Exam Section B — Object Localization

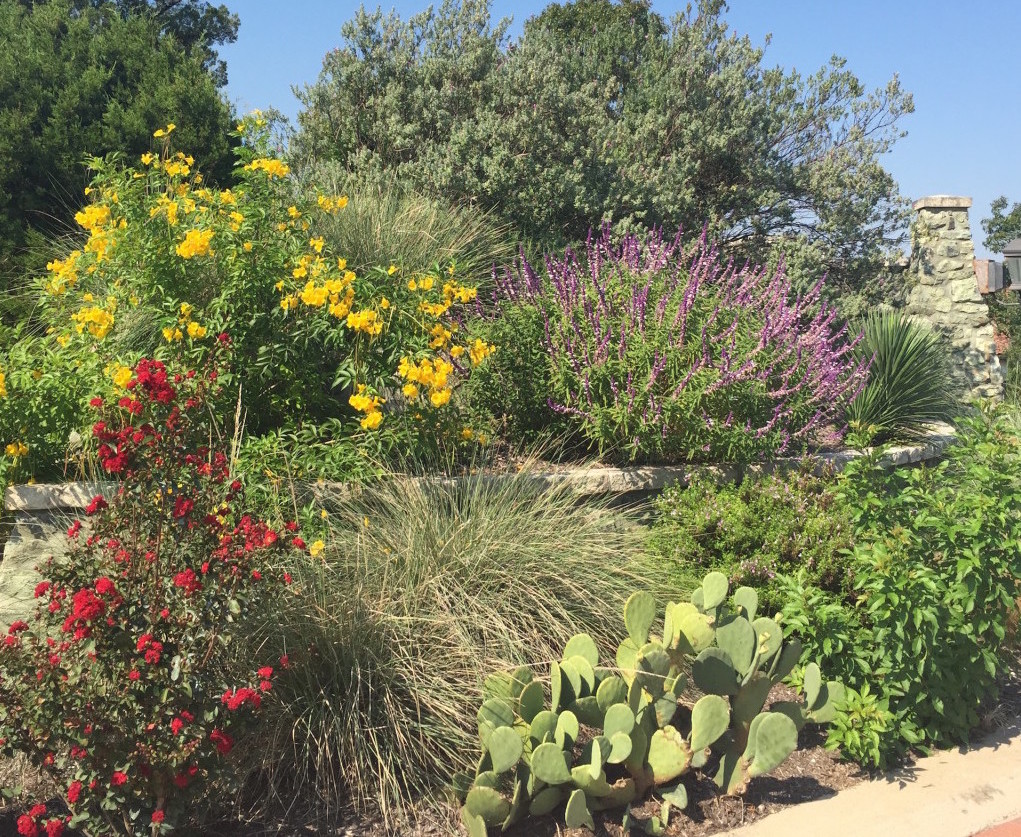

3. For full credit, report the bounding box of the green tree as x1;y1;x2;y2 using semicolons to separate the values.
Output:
0;0;236;322
982;195;1021;255
295;0;913;312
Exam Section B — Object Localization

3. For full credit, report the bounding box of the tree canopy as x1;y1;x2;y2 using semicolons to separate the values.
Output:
295;0;913;311
982;196;1021;255
0;0;236;318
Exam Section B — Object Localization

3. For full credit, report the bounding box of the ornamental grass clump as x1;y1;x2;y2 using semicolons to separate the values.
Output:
493;227;869;462
245;464;678;829
0;350;301;836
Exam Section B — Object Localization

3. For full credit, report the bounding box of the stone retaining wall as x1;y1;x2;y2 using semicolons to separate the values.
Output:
0;424;957;624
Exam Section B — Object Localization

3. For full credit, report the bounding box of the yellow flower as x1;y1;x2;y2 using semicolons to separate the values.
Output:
320;509;329;519
346;309;383;335
450;345;465;359
175;228;214;259
274;280;285;291
309;236;324;253
74;204;111;232
140;152;155;166
317;194;348;213
56;334;71;348
348;384;384;414
469;339;496;366
402;383;419;399
179;302;193;319
153;122;176;138
162;326;184;342
429;388;451;407
244;158;290;178
419;276;435;291
243;241;253;252
5;441;28;458
280;295;298;312
111;365;133;389
387;264;397;275
360;410;383;430
461;427;473;440
309;539;325;558
164;160;190;177
380;296;390;309
72;306;115;339
0;369;6;398
187;321;207;339
288;205;301;219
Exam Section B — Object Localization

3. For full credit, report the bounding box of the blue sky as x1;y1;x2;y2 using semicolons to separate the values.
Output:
218;0;1020;259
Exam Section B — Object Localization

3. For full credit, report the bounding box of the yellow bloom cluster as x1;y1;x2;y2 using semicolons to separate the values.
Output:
244;158;290;178
349;384;385;430
317;194;349;213
176;228;214;259
153;123;176;138
346;309;383;336
164;302;206;342
74;204;111;233
110;365;133;389
0;368;6;398
469;338;496;366
45;251;80;295
72;304;115;340
4;441;28;458
398;356;454;407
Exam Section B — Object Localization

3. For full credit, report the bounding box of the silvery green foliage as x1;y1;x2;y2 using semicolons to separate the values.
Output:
294;0;913;310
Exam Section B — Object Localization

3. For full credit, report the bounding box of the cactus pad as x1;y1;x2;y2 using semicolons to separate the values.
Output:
487;725;523;774
624;591;657;645
564;788;595;830
692;647;739;695
563;633;600;667
530;742;572;784
647;726;692;784
465;786;511;826
690;694;730;752
701;571;729;609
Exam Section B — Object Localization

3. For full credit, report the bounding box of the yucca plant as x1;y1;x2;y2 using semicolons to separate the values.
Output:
846;310;959;442
242;462;678;829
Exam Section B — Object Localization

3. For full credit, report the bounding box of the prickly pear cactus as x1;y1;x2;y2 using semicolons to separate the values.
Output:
456;571;841;835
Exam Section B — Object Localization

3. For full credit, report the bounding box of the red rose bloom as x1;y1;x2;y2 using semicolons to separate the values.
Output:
209;728;234;755
151;811;165;824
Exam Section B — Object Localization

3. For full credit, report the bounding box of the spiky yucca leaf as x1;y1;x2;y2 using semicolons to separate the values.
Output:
847;310;958;441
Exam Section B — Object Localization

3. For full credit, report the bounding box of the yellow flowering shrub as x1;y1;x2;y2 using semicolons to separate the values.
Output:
7;114;497;483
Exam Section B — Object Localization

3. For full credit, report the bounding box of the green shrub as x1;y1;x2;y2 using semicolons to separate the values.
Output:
648;465;854;613
846;310;958;442
457;574;841;835
245;464;678;828
783;406;1021;767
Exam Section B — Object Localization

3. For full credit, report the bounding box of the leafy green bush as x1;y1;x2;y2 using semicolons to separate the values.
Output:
456;574;841;835
846;310;958;442
648;465;854;612
783;406;1021;767
244;464;678;828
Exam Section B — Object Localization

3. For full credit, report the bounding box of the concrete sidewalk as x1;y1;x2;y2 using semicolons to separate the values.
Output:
722;724;1021;837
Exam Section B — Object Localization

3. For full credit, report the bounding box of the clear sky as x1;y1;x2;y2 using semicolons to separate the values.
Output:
218;0;1021;259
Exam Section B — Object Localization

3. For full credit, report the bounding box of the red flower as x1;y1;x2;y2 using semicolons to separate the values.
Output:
33;581;50;598
283;572;292;585
7;620;29;634
44;819;64;837
111;771;127;787
89;397;103;407
172;569;201;595
128;669;140;681
171;717;184;735
257;666;273;679
259;680;272;693
209;728;233;755
66;521;81;539
94;577;116;596
151;811;165;824
292;537;306;550
84;496;108;515
16;814;38;837
279;654;290;669
29;805;47;818
172;497;194;519
67;781;82;804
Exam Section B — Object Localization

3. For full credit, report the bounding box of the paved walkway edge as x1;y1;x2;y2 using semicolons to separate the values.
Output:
723;725;1021;837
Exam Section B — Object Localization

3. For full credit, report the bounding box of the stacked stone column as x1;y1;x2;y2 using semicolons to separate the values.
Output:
904;195;1003;399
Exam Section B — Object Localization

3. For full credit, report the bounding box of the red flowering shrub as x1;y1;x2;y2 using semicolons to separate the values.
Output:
0;353;301;835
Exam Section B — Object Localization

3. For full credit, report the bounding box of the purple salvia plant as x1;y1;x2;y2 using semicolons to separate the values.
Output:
494;226;869;462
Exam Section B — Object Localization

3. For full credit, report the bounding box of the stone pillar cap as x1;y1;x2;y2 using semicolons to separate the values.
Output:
912;195;972;210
